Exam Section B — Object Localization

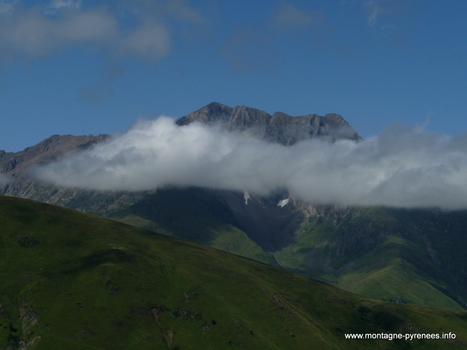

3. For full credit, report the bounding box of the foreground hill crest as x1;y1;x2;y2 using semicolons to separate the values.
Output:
1;195;466;349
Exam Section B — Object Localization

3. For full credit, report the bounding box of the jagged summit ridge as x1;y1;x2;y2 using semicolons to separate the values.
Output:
176;102;361;145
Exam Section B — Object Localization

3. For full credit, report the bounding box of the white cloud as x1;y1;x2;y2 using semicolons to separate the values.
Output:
0;7;119;59
364;0;385;26
119;20;170;60
47;0;82;12
166;0;206;25
0;1;208;62
0;0;16;14
363;0;407;27
272;2;320;30
31;117;467;210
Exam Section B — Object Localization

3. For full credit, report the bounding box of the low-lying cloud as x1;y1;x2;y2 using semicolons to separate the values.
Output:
32;117;467;210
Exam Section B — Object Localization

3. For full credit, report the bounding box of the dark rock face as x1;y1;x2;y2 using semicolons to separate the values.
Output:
177;102;361;145
217;190;302;251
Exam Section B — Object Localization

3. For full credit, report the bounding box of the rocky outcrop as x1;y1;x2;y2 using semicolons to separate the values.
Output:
177;102;361;145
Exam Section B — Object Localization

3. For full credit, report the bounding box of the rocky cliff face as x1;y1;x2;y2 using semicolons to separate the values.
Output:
176;102;361;145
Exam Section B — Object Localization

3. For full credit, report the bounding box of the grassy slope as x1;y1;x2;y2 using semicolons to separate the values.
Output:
333;236;463;310
274;207;467;310
1;196;467;349
112;189;277;266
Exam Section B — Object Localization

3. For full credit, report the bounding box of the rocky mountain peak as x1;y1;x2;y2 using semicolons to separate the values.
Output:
176;102;233;126
230;105;271;131
177;102;361;145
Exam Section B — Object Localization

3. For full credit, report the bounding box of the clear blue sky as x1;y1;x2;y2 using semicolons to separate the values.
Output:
1;0;466;152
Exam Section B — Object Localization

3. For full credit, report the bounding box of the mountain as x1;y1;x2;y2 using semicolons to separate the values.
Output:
176;102;362;144
1;134;141;215
1;195;467;350
2;102;467;312
0;134;108;174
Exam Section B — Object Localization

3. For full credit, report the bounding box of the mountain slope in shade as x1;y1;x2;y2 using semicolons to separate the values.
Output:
1;195;467;350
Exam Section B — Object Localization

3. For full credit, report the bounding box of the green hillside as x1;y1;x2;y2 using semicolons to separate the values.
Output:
274;206;467;311
1;196;467;349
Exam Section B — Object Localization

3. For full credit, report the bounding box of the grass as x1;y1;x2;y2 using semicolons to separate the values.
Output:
1;195;467;349
272;206;467;311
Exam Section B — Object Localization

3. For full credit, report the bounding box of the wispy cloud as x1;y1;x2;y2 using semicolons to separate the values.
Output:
118;20;170;59
46;0;82;14
364;0;385;26
0;1;208;102
363;0;408;27
0;0;16;15
0;5;170;61
0;1;209;62
31;117;467;210
165;0;207;25
272;1;323;30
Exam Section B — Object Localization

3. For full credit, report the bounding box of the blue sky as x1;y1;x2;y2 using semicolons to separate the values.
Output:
1;0;466;152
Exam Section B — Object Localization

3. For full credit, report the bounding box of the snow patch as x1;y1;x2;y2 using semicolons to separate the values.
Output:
243;191;250;205
277;198;289;208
